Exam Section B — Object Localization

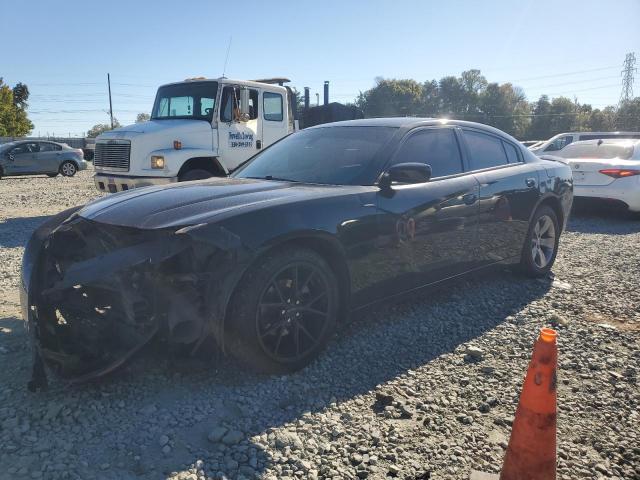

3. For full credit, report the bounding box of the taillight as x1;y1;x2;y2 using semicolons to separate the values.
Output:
598;168;640;178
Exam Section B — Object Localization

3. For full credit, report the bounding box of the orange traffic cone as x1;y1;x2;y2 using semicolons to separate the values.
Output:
500;327;558;480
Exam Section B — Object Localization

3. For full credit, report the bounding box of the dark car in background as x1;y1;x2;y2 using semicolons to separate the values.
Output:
21;118;572;388
0;140;87;179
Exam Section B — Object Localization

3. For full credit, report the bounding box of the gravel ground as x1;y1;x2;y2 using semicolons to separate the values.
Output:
0;170;639;480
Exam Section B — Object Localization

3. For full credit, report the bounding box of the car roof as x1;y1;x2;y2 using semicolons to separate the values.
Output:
306;117;518;139
565;138;640;147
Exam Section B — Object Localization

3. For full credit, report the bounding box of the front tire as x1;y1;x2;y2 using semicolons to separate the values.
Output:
179;169;213;182
60;161;77;177
227;247;339;374
520;205;560;277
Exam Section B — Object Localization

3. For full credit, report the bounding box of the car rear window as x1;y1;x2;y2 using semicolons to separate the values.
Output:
464;130;509;170
557;143;634;160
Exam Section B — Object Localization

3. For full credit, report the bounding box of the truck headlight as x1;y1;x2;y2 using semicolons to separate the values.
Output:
150;155;165;169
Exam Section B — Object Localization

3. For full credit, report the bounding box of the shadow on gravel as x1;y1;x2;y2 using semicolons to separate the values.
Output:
567;202;639;235
0;215;51;248
18;267;552;479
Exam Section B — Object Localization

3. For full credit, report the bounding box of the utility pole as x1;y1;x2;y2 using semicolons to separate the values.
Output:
619;52;637;106
107;73;114;128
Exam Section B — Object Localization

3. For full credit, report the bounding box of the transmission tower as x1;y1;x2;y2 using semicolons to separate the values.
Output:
619;52;636;105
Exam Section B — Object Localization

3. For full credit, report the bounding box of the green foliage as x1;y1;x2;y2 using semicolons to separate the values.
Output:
355;71;639;139
87;118;121;138
0;78;33;136
616;98;640;130
356;78;423;117
135;112;150;123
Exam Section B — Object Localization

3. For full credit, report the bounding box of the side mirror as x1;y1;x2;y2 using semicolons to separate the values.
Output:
379;163;432;189
238;88;250;122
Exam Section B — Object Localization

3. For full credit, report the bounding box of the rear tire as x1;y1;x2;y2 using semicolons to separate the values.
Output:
519;205;560;277
60;161;77;177
179;169;213;182
227;247;339;374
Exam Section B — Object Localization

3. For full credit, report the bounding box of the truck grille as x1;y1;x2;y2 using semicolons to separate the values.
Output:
94;141;131;171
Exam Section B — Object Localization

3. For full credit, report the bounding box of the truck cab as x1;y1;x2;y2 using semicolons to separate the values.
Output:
94;78;294;193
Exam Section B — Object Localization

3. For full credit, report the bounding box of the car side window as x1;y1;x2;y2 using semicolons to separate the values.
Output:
464;130;509;170
393;128;463;178
10;144;29;155
503;141;520;163
544;135;573;152
39;143;59;152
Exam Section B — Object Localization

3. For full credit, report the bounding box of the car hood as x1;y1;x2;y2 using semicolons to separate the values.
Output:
78;177;367;229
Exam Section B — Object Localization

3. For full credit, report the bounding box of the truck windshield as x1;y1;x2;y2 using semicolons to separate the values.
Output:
151;81;218;121
233;126;397;185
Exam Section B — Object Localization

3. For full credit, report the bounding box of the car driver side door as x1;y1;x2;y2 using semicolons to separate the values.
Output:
372;126;480;299
7;142;39;174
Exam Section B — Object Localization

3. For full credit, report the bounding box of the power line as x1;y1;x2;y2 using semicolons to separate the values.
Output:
505;66;619;83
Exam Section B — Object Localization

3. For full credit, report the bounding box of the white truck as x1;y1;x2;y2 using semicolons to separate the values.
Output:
94;77;295;192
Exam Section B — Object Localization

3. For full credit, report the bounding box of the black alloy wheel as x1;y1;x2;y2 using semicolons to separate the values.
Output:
227;248;339;373
257;262;332;363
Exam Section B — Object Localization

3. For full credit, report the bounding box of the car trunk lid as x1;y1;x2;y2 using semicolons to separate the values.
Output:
566;158;640;186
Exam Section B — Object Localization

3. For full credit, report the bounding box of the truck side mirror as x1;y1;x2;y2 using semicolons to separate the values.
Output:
239;89;250;122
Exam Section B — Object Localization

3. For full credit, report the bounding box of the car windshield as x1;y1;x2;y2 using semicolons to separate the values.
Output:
233;126;397;185
151;81;218;121
557;143;634;159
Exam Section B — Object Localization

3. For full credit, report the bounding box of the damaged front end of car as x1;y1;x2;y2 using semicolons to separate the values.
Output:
21;209;249;390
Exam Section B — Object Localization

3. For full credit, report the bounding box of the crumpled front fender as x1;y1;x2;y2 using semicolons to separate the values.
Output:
21;213;251;388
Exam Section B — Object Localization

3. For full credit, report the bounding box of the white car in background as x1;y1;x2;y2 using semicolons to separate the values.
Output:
554;139;640;213
529;131;640;155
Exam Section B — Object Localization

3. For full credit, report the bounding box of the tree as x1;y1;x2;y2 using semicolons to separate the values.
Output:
87;118;121;138
12;82;30;108
588;107;616;131
616;98;640;130
438;76;467;116
135;112;150;123
548;97;577;134
356;78;423;117
420;80;440;116
0;78;33;136
528;95;552;140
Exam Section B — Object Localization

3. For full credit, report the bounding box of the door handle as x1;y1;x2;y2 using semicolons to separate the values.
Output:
256;140;262;149
526;177;537;188
462;193;477;205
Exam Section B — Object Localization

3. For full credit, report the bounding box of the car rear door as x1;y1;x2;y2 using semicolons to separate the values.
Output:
37;142;62;173
460;128;541;264
373;126;480;298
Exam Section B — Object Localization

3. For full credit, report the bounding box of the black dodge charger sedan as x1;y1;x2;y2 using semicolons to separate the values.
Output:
21;118;573;387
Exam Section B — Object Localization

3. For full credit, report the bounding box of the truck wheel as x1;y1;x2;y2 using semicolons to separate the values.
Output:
179;169;212;181
227;247;339;374
60;161;77;177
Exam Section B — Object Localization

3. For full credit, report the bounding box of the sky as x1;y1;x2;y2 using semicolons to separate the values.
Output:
3;0;639;137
